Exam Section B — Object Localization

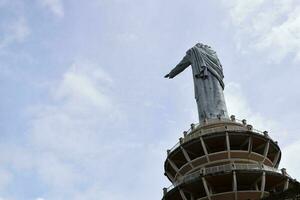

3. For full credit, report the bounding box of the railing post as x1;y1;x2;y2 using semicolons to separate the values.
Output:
167;149;170;155
230;115;236;121
247;124;253;131
242;119;247;125
191;123;195;131
163;187;167;195
263;131;269;138
179;137;183;144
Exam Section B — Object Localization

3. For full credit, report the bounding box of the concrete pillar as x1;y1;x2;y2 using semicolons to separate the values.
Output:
255;183;259;191
226;132;231;159
179;189;188;200
165;171;176;183
200;136;210;162
181;146;194;168
233;171;237;200
181;146;191;162
168;159;180;174
248;136;252;153
272;151;280;167
202;177;212;200
283;179;289;191
263;141;270;163
260;172;266;199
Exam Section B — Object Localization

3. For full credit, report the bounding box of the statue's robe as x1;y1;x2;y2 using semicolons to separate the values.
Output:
168;43;228;122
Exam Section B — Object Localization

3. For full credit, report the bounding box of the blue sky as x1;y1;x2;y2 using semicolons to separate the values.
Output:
1;0;300;199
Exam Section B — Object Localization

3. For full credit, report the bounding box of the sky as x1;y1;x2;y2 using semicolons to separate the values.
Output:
0;0;300;199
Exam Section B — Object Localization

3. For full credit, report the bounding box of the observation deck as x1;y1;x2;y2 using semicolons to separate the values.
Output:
162;116;297;200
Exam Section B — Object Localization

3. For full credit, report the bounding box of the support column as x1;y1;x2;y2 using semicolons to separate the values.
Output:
232;171;237;200
200;136;210;162
202;177;212;200
190;194;195;200
284;179;289;191
179;189;188;200
181;146;194;168
260;172;266;199
255;183;259;191
168;159;180;175
165;171;176;183
272;151;280;167
248;135;252;153
263;141;270;163
226;132;231;159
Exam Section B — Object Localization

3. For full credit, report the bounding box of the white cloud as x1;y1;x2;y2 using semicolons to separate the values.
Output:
39;0;64;18
14;60;150;198
225;82;300;179
0;17;30;48
4;59;169;199
54;63;113;110
281;140;300;180
224;0;265;25
223;0;300;63
225;82;285;139
29;61;122;160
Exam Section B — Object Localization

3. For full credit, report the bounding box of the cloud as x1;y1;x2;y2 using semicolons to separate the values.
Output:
20;60;144;198
0;57;169;199
225;82;300;180
225;82;285;140
223;0;300;63
0;17;30;48
53;62;114;112
28;60;123;166
0;168;13;191
39;0;64;18
281;139;300;179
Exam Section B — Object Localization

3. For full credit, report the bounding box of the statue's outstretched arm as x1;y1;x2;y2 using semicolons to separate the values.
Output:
165;52;191;79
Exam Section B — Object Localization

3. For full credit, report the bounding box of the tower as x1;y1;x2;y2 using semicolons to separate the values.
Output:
162;117;298;200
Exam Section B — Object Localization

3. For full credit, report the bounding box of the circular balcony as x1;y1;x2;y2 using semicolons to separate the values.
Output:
164;118;281;183
163;163;292;200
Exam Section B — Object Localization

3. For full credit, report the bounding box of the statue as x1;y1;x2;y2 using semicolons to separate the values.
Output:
164;43;229;123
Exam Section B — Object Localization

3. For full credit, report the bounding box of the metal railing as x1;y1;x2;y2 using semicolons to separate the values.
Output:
167;117;270;154
164;163;282;193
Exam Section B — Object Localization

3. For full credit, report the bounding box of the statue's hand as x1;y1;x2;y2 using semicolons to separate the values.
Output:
164;74;170;78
